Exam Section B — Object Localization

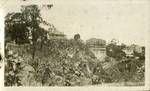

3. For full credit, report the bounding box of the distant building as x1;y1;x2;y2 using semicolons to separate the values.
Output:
122;47;134;57
47;29;66;40
122;44;144;57
39;23;66;40
130;44;143;53
86;38;106;60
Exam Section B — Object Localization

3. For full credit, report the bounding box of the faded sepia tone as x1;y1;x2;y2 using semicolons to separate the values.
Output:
0;0;149;89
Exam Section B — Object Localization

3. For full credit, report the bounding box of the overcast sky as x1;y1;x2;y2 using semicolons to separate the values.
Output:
1;0;149;46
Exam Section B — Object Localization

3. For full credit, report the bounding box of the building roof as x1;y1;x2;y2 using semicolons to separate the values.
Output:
39;23;65;36
86;38;106;48
48;29;65;36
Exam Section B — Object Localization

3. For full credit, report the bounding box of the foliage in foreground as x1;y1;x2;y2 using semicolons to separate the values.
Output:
4;4;145;86
5;39;112;86
103;57;144;83
5;38;145;86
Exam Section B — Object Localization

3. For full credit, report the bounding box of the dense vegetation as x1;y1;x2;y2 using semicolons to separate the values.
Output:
5;39;112;86
4;5;145;86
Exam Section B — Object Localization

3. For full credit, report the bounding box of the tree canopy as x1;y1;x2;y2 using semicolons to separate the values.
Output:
5;5;54;59
106;41;126;61
5;5;53;45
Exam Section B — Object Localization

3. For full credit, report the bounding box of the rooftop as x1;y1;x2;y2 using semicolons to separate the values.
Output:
86;38;106;48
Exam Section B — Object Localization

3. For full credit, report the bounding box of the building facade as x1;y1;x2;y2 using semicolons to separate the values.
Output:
86;38;106;61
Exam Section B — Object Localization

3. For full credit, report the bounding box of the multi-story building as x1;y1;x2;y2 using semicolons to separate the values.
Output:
47;29;66;40
86;38;106;61
39;22;66;40
122;47;134;57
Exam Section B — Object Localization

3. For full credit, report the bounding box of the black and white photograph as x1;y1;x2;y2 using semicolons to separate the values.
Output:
0;0;150;89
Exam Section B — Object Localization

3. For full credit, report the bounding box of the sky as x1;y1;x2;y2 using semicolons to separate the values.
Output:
0;0;149;46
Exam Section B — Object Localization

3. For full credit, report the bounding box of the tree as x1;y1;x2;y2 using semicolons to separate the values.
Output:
5;5;53;59
106;39;126;60
21;5;54;59
110;38;119;45
20;5;41;59
74;34;80;41
5;12;29;44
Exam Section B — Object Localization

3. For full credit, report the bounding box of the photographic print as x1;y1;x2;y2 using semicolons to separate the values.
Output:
1;0;149;88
